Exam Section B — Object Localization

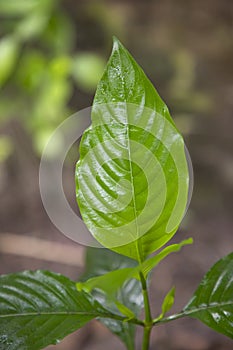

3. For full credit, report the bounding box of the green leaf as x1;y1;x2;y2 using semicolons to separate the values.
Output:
0;36;19;87
154;287;175;322
161;287;175;315
80;248;143;350
0;270;122;350
184;252;233;339
76;37;190;261
141;238;193;278
76;267;137;297
77;238;193;297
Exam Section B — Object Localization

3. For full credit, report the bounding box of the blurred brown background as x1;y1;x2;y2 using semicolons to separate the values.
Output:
0;0;232;349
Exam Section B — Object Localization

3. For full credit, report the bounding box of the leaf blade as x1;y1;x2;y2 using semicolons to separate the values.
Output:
76;37;190;261
141;238;193;278
0;270;121;350
184;252;233;339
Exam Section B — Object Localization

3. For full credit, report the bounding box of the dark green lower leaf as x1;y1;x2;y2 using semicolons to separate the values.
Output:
184;252;233;339
0;270;119;350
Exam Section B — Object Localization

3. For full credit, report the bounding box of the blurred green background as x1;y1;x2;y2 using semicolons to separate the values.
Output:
0;1;233;349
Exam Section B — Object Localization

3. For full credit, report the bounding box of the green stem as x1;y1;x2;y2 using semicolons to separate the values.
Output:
139;271;153;350
142;326;152;350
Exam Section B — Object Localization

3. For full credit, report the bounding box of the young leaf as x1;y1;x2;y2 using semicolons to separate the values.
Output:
141;238;193;278
184;252;233;339
161;287;175;316
154;287;175;322
76;37;190;261
76;267;137;297
80;248;143;350
0;270;125;350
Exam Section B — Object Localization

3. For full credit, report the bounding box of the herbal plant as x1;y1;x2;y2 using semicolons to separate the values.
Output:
0;38;232;350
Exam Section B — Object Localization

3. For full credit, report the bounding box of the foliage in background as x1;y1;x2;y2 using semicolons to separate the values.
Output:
0;0;106;155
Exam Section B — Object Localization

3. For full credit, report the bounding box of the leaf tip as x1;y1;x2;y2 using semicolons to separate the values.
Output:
187;237;194;245
112;36;123;51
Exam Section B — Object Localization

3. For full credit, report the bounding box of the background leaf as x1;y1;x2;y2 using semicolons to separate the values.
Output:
72;53;106;92
0;36;19;87
80;247;143;350
0;0;38;16
76;37;189;261
184;252;233;339
0;270;120;350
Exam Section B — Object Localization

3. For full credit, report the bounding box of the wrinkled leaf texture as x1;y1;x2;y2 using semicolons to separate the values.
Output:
76;37;189;261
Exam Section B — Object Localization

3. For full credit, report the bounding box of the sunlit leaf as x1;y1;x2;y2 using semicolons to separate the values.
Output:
76;37;190;261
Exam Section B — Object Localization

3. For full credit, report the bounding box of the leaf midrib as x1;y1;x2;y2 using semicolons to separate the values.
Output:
184;300;233;315
153;300;233;327
115;46;143;263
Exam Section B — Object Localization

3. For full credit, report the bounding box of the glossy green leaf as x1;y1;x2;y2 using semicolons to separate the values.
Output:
76;37;190;261
80;247;143;350
0;270;123;350
184;252;233;339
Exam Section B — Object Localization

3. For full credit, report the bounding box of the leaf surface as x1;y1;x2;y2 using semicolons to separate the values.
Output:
76;37;190;261
184;252;233;339
0;270;120;350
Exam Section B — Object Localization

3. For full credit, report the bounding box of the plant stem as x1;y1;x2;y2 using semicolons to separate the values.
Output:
142;326;152;350
139;271;153;350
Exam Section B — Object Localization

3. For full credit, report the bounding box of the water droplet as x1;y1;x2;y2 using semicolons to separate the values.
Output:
212;312;221;323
